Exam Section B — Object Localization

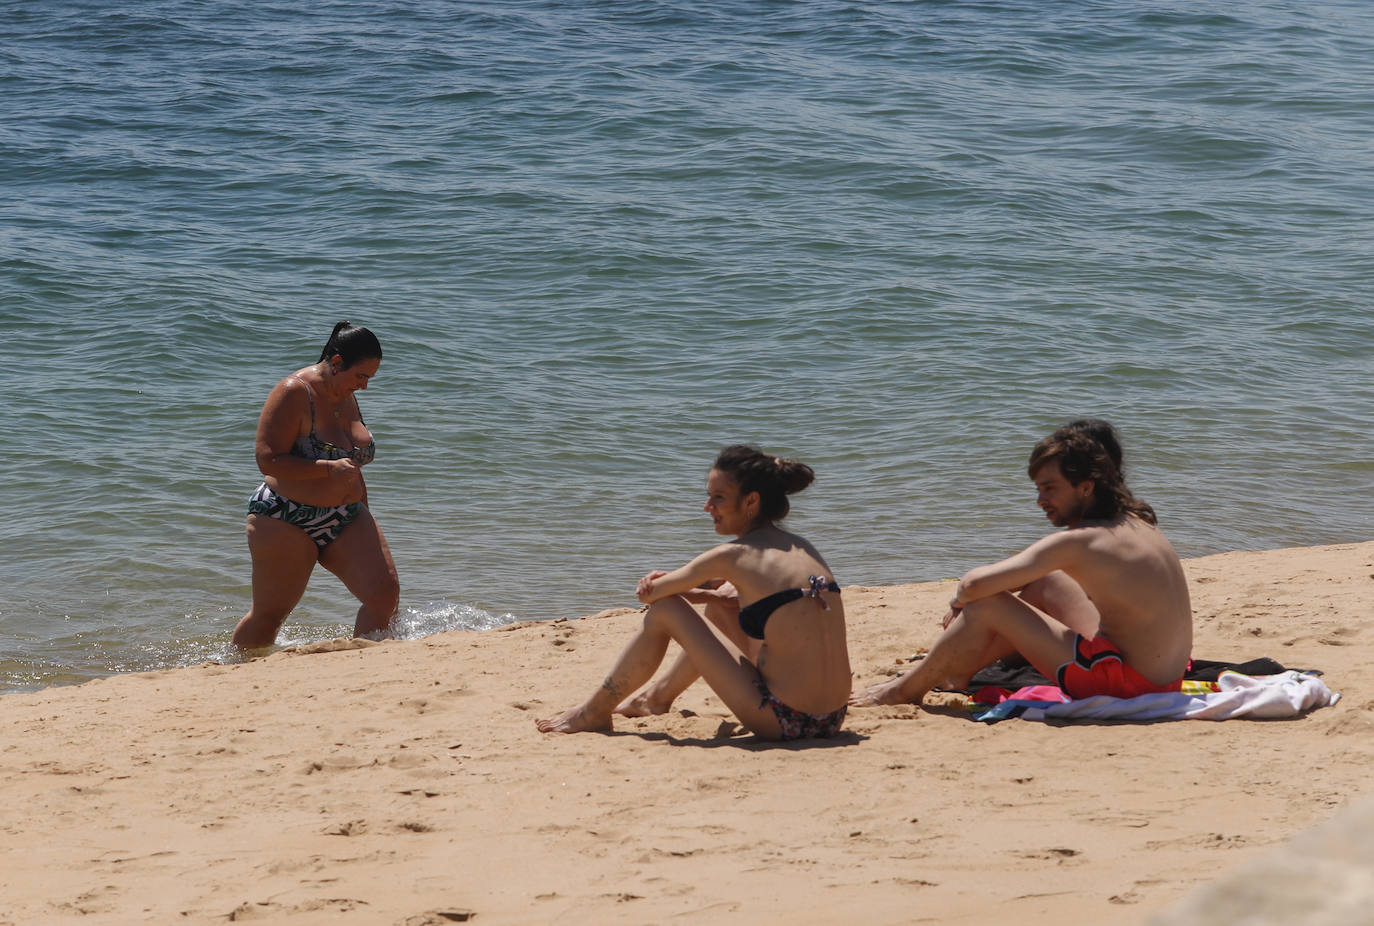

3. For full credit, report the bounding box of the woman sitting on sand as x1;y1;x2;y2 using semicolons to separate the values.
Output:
232;321;399;648
537;445;851;741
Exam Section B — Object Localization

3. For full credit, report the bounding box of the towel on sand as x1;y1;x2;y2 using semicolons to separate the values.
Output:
970;670;1340;724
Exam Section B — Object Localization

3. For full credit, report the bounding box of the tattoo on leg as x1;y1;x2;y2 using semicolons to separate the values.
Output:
600;675;623;698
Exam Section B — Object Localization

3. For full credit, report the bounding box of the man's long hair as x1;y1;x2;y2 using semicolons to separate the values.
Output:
1027;421;1157;525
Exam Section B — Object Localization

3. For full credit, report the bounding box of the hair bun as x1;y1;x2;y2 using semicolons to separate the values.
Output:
775;457;816;495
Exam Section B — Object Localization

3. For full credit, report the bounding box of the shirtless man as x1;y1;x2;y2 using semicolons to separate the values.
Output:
850;420;1192;707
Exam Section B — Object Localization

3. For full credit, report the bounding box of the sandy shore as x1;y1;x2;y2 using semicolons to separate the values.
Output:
1;541;1370;925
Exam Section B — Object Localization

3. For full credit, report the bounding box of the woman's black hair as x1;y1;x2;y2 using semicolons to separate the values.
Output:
712;444;815;523
319;321;382;368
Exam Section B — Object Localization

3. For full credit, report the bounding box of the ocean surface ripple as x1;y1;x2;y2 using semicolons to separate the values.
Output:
2;0;1371;692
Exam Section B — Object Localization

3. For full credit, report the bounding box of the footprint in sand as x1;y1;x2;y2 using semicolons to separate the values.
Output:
322;819;367;836
1321;711;1374;736
403;912;477;925
1014;847;1082;862
1318;626;1358;646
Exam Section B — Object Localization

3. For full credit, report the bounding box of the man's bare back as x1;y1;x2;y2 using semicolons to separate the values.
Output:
1052;515;1191;684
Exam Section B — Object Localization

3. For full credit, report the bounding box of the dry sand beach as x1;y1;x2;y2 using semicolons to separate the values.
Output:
2;541;1370;925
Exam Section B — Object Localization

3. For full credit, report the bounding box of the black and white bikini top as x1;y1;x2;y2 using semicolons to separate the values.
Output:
737;574;840;641
291;377;375;465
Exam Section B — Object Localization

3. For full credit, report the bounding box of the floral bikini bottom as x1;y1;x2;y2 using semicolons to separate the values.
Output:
755;679;847;741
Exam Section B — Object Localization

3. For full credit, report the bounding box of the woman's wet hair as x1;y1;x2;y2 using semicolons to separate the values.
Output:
319;321;382;368
1028;420;1156;525
712;444;815;523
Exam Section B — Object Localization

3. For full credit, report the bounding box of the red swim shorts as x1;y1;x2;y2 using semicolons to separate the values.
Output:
1056;635;1183;700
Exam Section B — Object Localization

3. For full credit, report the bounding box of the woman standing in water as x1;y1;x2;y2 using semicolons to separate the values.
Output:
232;321;399;648
537;445;850;741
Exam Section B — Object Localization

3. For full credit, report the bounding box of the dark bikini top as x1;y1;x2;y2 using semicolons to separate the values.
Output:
738;574;840;641
291;377;376;465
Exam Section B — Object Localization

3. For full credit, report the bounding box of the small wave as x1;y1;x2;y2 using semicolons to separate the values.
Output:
0;600;520;697
393;600;519;638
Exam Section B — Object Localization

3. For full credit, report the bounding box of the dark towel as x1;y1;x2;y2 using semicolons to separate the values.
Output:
961;655;1315;694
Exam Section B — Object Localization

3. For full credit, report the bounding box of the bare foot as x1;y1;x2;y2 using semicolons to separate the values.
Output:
614;691;674;717
849;676;922;708
535;704;614;734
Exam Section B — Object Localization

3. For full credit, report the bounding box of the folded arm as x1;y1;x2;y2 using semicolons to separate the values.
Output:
636;546;738;604
953;531;1087;607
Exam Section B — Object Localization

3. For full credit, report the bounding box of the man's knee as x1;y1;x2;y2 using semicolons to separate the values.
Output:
1016;576;1056;613
1014;571;1099;637
959;592;1021;629
959;593;1004;619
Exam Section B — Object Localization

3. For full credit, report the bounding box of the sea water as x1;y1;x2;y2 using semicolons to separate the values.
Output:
3;0;1372;693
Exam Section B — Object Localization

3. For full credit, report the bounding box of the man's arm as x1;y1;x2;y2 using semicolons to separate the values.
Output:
952;530;1088;608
